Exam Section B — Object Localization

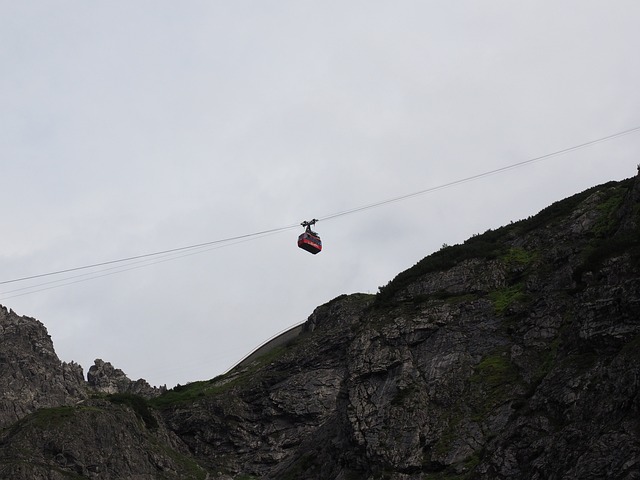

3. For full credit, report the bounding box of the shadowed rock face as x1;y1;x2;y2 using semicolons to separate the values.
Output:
0;399;204;480
0;306;86;429
0;310;165;430
1;174;639;479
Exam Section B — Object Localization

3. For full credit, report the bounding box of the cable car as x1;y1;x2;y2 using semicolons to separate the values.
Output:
298;219;322;254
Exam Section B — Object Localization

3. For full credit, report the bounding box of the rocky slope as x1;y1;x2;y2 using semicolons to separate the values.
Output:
0;306;87;429
0;307;164;430
1;172;639;479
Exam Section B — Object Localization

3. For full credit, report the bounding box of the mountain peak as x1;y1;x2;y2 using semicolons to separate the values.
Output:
1;175;639;479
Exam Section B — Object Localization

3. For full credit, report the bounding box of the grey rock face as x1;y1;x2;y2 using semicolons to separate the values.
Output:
0;307;164;431
88;358;166;398
0;306;87;429
0;399;205;480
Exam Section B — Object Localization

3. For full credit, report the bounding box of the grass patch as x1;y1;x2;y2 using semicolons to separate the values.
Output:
469;348;521;422
501;247;537;267
429;291;480;304
28;406;77;427
156;443;209;479
7;405;102;435
572;181;640;283
0;461;87;479
575;232;640;280
151;379;235;408
592;186;628;237
375;180;630;306
376;237;508;305
472;352;519;389
108;393;158;429
489;284;528;315
512;180;628;236
152;345;293;409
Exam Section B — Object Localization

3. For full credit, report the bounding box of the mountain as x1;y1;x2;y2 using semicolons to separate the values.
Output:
1;172;639;479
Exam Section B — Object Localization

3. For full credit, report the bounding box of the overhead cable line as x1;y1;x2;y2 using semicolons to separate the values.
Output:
1;125;639;288
0;230;285;300
318;125;640;222
0;224;298;286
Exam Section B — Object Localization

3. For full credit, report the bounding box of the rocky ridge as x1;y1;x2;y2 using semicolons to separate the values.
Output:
1;172;639;479
0;306;164;430
87;358;163;398
0;307;86;430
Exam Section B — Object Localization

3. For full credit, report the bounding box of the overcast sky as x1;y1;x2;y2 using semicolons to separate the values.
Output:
2;2;639;388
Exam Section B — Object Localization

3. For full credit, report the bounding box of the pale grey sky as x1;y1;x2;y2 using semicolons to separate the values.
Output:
2;1;639;387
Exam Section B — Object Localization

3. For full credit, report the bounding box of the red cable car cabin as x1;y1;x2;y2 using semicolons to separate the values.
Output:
298;231;322;254
298;219;322;254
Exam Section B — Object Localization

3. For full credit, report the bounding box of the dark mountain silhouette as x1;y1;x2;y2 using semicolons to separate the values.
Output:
1;171;639;479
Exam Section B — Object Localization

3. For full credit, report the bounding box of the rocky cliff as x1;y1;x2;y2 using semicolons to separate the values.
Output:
0;307;165;431
0;307;86;429
1;173;639;479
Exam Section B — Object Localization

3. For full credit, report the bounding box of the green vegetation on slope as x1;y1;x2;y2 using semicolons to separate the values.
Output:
152;345;292;409
376;179;633;305
108;393;158;429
